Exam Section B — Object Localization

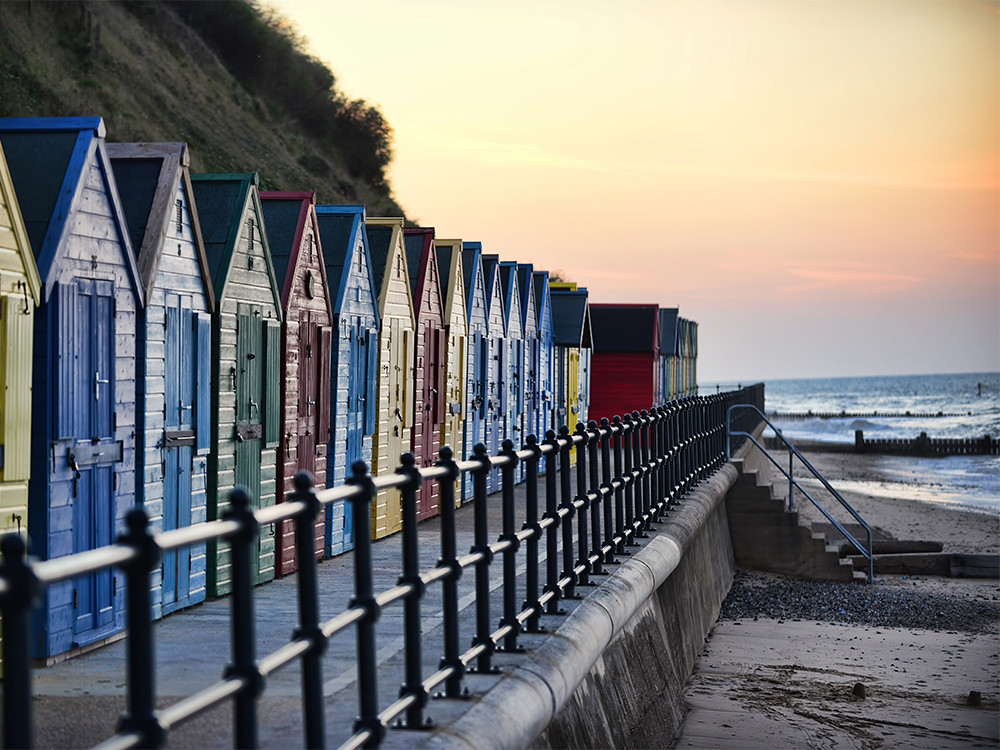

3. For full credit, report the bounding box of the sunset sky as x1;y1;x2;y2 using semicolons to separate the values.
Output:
269;0;998;382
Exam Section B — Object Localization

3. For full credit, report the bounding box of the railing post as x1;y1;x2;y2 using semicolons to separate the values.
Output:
434;446;467;698
622;414;639;542
223;487;262;749
521;435;544;632
499;440;522;652
397;453;430;728
574;422;590;587
470;443;497;673
1;533;37;750
346;461;384;747
612;416;626;554
587;420;602;575
649;407;663;520
599;418;615;564
638;410;652;531
558;426;578;599
117;508;164;748
543;430;562;614
291;471;327;748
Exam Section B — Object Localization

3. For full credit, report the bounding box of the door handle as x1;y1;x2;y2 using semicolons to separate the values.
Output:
250;399;259;416
94;371;109;401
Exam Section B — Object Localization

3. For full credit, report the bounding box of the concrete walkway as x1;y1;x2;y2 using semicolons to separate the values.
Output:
16;470;621;749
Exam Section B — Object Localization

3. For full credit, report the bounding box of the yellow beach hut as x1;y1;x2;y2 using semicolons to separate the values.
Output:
365;217;415;539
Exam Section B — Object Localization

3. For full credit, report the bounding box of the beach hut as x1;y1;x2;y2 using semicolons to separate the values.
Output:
108;143;215;618
588;304;660;422
532;270;556;464
550;283;593;438
0;139;41;672
403;227;446;518
481;254;506;493
516;264;539;449
435;239;467;502
678;317;689;396
365;217;414;539
460;243;489;501
0;117;143;657
190;172;282;595
688;321;699;394
260;192;334;573
315;205;380;554
0;140;40;543
658;308;680;402
499;262;525;479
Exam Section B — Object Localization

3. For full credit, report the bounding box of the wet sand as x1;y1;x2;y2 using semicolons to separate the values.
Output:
672;450;1000;749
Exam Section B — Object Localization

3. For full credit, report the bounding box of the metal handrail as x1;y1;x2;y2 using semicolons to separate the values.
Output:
726;403;874;583
0;385;765;750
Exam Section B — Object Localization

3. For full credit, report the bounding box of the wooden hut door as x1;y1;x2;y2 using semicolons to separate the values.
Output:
162;293;195;612
234;303;264;582
297;312;317;478
418;327;435;466
64;280;116;641
346;320;365;470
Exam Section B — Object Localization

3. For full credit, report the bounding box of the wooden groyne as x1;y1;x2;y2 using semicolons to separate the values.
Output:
854;430;999;456
769;410;965;421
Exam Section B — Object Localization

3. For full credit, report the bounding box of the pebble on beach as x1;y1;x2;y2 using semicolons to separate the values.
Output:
719;571;1000;633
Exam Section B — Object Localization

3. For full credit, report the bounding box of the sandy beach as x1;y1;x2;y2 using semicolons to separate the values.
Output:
673;448;1000;749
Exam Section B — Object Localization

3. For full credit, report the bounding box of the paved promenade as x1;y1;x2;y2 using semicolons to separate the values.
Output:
18;470;622;749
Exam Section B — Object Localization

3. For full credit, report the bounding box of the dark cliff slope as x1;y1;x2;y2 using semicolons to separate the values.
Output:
0;0;406;215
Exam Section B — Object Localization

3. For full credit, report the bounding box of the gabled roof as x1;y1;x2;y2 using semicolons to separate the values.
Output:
516;263;536;333
108;142;215;312
365;217;414;320
315;205;379;324
402;227;438;319
659;308;680;356
461;241;485;323
550;286;592;349
481;253;504;332
689;320;698;356
435;238;466;327
0;117;142;304
590;304;659;354
499;261;522;336
189;171;281;314
0;140;41;306
532;270;554;337
260;191;335;320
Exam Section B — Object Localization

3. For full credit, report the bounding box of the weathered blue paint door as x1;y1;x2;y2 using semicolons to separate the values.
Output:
235;303;264;583
344;319;368;547
486;337;503;492
68;279;116;643
162;293;195;613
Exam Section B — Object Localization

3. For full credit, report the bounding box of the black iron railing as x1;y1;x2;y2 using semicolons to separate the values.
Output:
0;385;764;750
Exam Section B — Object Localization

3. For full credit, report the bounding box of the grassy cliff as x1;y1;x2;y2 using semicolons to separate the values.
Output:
0;0;406;215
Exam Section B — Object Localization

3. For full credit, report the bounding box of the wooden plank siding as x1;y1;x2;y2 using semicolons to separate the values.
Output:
481;255;507;493
0;118;143;659
365;218;414;539
190;173;282;597
0;140;41;675
459;244;489;502
315;205;379;554
531;272;556;472
434;240;467;505
260;192;334;573
108;143;214;619
499;262;525;481
550;284;593;461
403;228;446;520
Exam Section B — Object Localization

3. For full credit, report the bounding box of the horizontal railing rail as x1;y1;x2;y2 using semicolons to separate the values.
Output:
726;403;874;583
1;385;764;750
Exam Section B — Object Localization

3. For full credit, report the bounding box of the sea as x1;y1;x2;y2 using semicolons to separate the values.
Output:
709;372;1000;516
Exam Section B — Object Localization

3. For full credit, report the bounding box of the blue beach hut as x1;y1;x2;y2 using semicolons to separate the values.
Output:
658;308;679;401
314;205;379;555
516;264;539;446
499;262;525;480
108;142;215;618
481;253;506;494
460;243;489;502
532;271;556;469
190;172;283;595
0;117;143;658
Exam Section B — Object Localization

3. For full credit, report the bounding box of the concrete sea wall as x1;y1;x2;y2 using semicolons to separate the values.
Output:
427;462;740;749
